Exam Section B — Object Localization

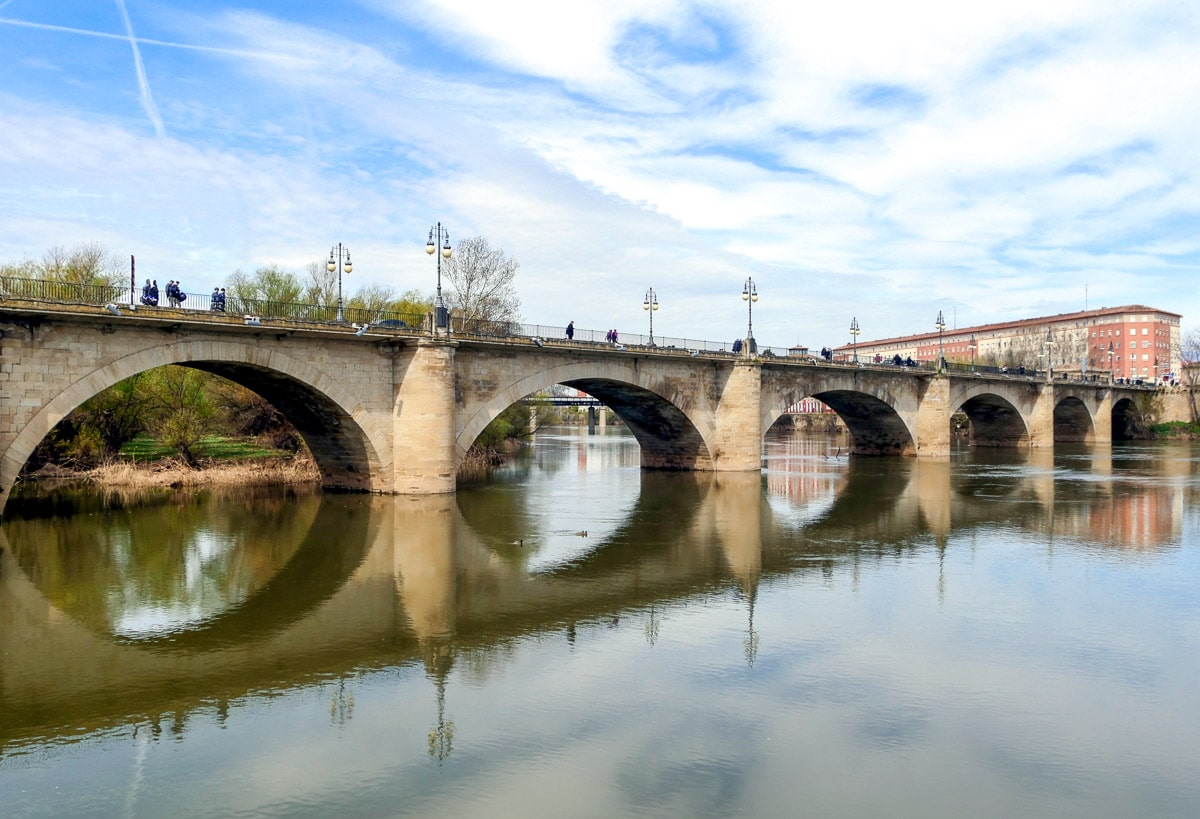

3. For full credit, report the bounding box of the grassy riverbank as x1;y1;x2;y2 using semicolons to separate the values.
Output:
24;456;320;490
21;433;320;491
1150;421;1200;440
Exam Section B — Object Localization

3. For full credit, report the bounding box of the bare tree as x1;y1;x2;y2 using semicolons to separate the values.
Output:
46;241;123;285
443;236;521;325
1181;327;1200;424
304;259;338;306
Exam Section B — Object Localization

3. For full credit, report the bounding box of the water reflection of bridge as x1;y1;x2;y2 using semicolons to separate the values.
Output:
2;450;1194;752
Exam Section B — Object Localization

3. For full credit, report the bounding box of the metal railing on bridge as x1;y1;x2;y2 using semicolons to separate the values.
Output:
0;274;428;332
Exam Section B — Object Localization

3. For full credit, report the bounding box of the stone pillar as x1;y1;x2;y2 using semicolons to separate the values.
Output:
914;375;951;459
712;360;762;471
1028;384;1055;449
1093;392;1113;446
393;339;458;494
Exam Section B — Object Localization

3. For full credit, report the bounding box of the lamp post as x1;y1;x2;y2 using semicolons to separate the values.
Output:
642;287;659;346
849;317;860;363
968;334;977;372
1043;329;1056;382
1107;341;1115;383
742;277;758;345
935;310;946;371
327;243;352;323
425;223;452;329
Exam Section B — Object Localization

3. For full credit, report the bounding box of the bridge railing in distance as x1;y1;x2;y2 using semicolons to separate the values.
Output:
453;317;744;353
220;295;427;331
0;275;129;306
0;274;430;331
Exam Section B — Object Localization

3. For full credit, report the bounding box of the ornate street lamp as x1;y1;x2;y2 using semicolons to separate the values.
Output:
849;317;860;363
1108;341;1115;382
642;287;659;346
742;277;758;344
327;243;352;323
425;223;452;329
968;334;977;372
935;310;946;371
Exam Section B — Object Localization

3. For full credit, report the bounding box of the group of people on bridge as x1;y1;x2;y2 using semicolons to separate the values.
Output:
139;279;188;308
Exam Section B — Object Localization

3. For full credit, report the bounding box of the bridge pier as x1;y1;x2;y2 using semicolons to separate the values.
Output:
393;339;458;494
711;360;764;471
914;376;952;459
1093;392;1113;445
1027;385;1056;449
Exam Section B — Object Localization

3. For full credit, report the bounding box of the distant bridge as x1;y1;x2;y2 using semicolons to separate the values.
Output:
0;283;1187;510
522;395;605;407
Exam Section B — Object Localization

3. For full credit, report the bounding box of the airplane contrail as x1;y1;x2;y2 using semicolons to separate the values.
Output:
114;0;165;137
0;16;285;60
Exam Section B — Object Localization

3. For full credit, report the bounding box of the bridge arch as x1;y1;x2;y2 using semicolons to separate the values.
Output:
456;361;715;470
2;339;391;504
952;385;1030;448
1111;397;1139;440
1052;395;1095;443
761;381;917;456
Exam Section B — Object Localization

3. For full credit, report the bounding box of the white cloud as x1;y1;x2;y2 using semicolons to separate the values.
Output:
1;0;1198;346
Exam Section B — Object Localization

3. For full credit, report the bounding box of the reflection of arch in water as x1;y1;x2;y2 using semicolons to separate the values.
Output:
5;495;378;652
6;455;1185;754
131;496;378;651
456;470;715;575
785;456;913;537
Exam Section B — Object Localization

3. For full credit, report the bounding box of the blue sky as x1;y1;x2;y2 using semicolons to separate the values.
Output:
2;0;1197;348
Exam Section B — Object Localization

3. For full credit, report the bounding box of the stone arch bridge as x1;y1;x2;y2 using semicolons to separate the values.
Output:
0;302;1165;510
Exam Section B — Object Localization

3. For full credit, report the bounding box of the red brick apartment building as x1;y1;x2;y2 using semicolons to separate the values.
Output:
836;305;1181;381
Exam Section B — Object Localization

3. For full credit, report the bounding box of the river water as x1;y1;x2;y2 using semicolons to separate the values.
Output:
2;427;1199;817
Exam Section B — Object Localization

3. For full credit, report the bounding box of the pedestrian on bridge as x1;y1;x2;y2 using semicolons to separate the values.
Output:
566;321;575;340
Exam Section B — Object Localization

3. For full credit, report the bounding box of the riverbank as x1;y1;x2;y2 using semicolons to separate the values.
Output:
21;456;320;491
1152;421;1200;440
